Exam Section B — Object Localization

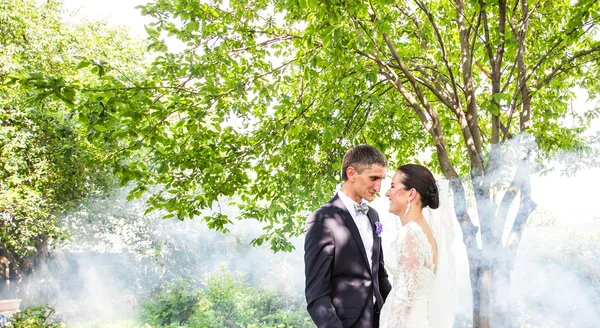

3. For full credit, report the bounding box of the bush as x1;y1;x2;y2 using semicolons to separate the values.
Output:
139;278;200;327
188;270;313;328
139;270;313;328
7;305;62;328
526;206;557;227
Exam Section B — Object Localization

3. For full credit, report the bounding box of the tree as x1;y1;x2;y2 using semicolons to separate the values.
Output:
0;0;145;299
22;0;600;326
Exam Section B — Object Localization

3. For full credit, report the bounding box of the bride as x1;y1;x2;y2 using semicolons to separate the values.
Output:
379;164;456;328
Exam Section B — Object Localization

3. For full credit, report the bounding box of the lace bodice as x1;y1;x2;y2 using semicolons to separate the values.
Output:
381;221;436;328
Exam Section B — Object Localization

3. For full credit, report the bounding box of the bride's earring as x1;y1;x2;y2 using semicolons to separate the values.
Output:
404;199;411;217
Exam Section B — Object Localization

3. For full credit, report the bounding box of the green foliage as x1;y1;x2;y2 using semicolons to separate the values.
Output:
26;0;598;253
0;104;109;267
140;278;200;327
7;305;63;328
526;207;558;227
140;270;313;328
189;270;313;327
0;0;146;282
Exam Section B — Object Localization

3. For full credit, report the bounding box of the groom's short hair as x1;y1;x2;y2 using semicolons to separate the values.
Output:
341;145;387;181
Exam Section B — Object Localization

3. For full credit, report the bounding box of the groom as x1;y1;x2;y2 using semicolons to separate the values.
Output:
304;145;392;328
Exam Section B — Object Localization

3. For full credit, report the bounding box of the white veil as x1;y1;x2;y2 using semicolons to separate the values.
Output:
426;179;457;327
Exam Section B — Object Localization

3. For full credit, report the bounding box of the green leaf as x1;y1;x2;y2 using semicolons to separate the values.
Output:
114;102;128;110
186;20;199;33
97;65;106;77
78;112;90;124
333;29;342;44
367;72;378;83
251;237;264;246
64;147;73;160
29;72;43;80
75;60;91;70
493;93;503;104
371;95;380;107
144;25;160;38
489;103;499;116
93;124;107;132
63;87;76;102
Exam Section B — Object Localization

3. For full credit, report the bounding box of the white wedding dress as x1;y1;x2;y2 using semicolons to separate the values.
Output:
380;222;435;327
379;180;456;328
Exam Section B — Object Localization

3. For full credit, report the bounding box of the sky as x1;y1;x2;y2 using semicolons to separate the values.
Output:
62;0;600;225
63;0;151;38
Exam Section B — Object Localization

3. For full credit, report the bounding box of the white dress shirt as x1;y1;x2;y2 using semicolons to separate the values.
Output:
338;190;374;272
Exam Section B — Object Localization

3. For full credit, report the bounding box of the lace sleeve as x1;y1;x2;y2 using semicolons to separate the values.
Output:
391;228;425;327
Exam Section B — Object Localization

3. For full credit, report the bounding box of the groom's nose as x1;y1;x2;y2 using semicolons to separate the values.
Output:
374;181;381;192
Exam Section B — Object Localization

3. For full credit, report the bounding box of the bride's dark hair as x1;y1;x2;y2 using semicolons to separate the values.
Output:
397;164;439;209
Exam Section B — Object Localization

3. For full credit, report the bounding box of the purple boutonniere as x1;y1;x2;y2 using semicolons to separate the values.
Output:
375;222;383;237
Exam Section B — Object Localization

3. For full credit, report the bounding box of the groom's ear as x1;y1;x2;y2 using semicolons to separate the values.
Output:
346;166;356;182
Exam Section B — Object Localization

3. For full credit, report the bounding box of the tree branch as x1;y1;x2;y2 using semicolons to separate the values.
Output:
229;34;295;55
495;0;507;75
414;74;455;110
493;161;522;239
415;0;461;107
522;21;595;93
516;0;532;132
478;0;496;72
505;160;537;269
394;4;429;50
533;44;600;92
457;0;484;159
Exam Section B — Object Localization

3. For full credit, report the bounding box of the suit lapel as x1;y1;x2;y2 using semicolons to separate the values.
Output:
367;209;386;306
330;195;371;272
367;210;380;275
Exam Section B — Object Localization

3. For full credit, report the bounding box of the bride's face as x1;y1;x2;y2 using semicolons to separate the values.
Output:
385;171;410;215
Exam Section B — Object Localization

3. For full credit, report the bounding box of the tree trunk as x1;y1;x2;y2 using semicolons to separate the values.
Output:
0;263;11;298
474;263;492;328
469;198;535;327
491;254;513;327
0;249;7;297
0;237;49;300
0;244;19;299
472;258;513;327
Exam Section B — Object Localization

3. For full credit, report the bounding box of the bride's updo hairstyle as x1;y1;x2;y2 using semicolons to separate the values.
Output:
397;164;440;209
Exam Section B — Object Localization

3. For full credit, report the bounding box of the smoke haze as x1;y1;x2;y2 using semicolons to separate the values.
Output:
13;163;600;327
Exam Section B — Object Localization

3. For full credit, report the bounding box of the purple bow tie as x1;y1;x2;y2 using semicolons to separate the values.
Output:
354;203;368;215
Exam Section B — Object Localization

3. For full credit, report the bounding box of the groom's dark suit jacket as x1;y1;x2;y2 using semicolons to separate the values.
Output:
304;194;392;328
